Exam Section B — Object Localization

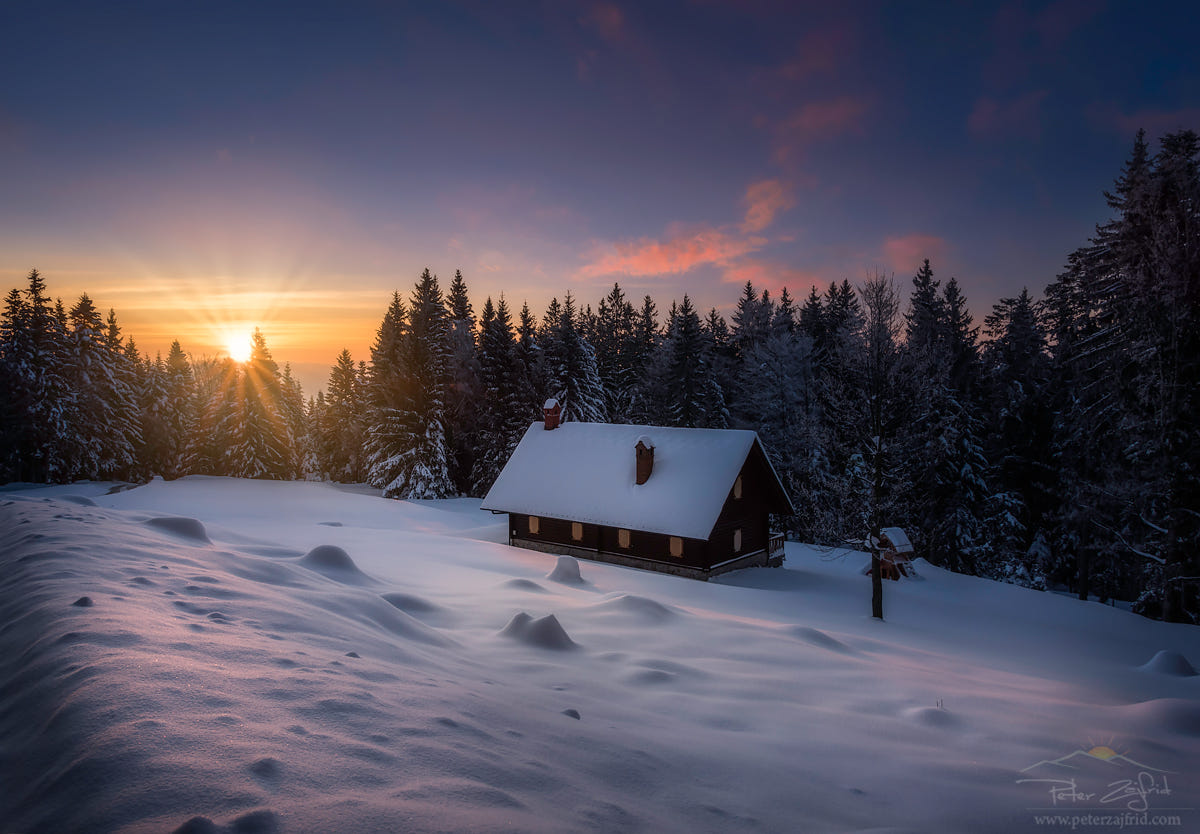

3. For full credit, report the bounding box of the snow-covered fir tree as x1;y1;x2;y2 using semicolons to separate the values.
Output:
538;293;606;424
470;296;531;495
319;349;367;482
364;271;455;499
0;270;73;482
444;269;480;492
652;294;728;429
227;329;295;480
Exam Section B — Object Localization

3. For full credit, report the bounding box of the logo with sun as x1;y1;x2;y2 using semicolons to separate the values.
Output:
1019;738;1169;775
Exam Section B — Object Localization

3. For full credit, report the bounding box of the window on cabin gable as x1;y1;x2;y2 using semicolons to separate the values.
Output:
733;528;742;553
669;536;683;558
733;476;743;500
528;516;540;535
572;522;583;541
618;528;631;548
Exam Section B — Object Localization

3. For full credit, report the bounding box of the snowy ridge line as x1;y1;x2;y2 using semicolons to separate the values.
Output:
0;499;103;830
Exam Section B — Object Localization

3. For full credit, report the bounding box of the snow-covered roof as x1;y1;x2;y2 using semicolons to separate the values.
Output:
481;422;791;540
881;527;913;553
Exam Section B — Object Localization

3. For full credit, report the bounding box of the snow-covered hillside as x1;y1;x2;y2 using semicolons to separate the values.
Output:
2;478;1197;833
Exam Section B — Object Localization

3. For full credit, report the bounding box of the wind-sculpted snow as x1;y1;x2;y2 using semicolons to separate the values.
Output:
2;478;1199;834
296;544;375;585
143;515;211;543
499;611;578;650
546;555;585;585
588;592;679;623
1139;649;1198;676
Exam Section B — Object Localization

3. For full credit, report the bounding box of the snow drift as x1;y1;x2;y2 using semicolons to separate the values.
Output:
1;478;1198;833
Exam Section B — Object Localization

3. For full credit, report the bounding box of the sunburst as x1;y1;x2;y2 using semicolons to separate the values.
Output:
224;330;254;363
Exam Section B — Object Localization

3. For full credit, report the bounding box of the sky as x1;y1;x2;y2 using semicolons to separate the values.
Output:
2;0;1198;394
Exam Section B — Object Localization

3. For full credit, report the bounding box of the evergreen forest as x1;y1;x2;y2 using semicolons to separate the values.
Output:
3;130;1197;623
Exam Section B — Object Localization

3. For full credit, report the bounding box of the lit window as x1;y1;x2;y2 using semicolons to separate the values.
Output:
572;522;583;541
669;536;683;558
618;529;631;548
733;476;743;500
528;516;539;535
733;529;742;552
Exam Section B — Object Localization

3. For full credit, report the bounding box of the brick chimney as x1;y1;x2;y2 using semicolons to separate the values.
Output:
635;436;654;485
543;398;562;430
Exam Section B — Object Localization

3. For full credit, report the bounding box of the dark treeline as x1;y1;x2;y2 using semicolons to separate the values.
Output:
2;130;1197;622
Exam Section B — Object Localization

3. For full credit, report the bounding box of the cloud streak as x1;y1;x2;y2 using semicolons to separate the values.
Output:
578;224;766;279
741;179;795;233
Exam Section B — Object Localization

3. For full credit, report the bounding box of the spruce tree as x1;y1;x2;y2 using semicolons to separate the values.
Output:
365;271;455;499
540;293;606;423
444;269;480;491
229;329;294;479
161;340;196;479
321;349;366;482
655;295;728;429
471;296;529;494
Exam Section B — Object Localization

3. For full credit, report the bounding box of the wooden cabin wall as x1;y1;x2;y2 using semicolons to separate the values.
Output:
704;453;773;565
510;513;708;569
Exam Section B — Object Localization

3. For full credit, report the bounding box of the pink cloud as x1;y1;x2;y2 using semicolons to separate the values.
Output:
883;234;947;274
578;224;766;279
741;179;795;233
968;90;1049;139
773;97;870;164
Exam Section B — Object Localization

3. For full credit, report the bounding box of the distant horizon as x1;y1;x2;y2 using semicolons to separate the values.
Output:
1;260;1042;398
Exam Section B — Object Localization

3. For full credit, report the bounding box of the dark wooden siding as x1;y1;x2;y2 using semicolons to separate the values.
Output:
703;452;773;566
511;513;707;568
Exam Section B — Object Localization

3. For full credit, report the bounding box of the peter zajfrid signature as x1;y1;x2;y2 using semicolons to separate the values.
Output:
1019;772;1172;812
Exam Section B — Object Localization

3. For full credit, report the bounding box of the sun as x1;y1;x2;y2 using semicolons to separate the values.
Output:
1087;746;1118;760
225;332;253;363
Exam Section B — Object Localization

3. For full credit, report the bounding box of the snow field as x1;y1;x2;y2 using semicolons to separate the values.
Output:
1;477;1197;833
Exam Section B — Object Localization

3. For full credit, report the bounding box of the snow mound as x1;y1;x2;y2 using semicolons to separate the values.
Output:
1139;649;1197;676
503;578;548;593
592;593;678;622
500;612;578;650
627;668;677;685
381;592;443;615
297;545;374;584
247;756;283;782
789;626;855;654
58;494;97;507
172;809;280;834
379;592;457;627
547;555;585;585
143;516;211;543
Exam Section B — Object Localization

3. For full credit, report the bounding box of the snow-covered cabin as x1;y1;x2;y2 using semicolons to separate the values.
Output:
480;413;794;580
